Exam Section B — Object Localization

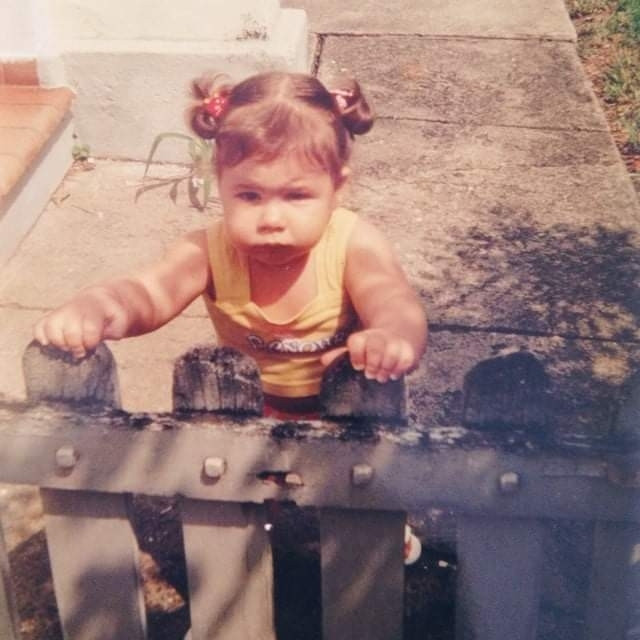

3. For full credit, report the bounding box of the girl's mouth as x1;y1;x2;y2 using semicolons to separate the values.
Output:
250;244;307;268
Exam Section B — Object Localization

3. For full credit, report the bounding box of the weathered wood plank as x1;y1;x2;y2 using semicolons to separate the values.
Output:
0;521;19;640
319;507;405;640
320;354;406;421
22;341;121;408
463;352;550;430
456;515;545;640
1;407;639;521
181;499;275;639
585;520;640;640
173;345;263;414
41;488;146;640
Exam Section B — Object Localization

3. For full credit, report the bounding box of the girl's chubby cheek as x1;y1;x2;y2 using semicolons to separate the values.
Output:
223;220;254;247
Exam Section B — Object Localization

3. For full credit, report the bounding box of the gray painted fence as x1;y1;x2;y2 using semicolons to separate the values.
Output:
0;341;639;639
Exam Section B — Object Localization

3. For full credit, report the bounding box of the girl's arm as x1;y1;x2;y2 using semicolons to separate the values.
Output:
34;229;211;358
330;218;428;383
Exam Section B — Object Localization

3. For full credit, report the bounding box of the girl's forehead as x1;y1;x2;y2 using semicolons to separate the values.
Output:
220;154;332;185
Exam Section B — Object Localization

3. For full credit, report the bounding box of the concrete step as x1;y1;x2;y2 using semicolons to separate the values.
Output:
282;0;576;40
0;85;75;266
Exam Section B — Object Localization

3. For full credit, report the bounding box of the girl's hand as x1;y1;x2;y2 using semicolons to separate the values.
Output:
33;229;212;359
34;289;129;359
321;328;417;383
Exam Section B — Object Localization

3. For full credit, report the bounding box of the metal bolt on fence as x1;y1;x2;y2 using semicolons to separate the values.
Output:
351;463;374;486
203;457;226;479
498;471;521;494
55;445;78;470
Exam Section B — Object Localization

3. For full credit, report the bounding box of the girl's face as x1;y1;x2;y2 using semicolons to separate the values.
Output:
218;154;345;268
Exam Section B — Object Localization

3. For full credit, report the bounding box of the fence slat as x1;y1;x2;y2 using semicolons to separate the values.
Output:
320;354;406;421
0;520;19;640
585;520;640;639
319;507;405;640
181;499;275;640
41;488;146;640
173;346;263;414
456;515;544;640
23;341;121;408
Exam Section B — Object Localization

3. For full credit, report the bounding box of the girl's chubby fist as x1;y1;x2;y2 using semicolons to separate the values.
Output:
33;288;128;359
321;328;418;384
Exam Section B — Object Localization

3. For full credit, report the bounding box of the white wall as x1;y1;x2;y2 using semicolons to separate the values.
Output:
0;0;66;84
0;0;308;160
0;0;38;54
49;0;282;42
0;0;284;50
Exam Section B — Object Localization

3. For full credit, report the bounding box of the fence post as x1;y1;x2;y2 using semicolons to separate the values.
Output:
456;352;549;640
21;341;147;640
584;384;640;639
318;358;407;638
173;345;263;414
585;521;640;639
174;345;275;639
41;489;147;640
320;353;406;421
181;500;275;640
462;351;550;430
0;521;19;640
319;508;405;640
22;340;121;407
455;516;544;640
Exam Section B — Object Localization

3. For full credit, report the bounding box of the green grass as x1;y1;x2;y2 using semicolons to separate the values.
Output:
623;108;640;151
618;0;640;40
568;0;640;157
566;0;611;18
603;52;640;102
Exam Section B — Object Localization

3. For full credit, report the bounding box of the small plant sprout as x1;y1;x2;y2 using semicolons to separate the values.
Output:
138;132;216;211
72;143;91;162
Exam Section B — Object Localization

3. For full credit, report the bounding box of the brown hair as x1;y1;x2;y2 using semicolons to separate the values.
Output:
188;71;374;185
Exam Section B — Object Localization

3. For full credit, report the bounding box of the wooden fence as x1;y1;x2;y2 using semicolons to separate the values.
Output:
0;341;639;639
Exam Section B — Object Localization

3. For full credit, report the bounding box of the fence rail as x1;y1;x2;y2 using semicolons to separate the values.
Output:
1;342;639;639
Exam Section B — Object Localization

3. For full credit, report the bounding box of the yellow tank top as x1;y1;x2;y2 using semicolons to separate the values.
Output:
203;207;359;398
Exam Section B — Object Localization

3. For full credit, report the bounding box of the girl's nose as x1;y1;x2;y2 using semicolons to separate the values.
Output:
257;202;285;232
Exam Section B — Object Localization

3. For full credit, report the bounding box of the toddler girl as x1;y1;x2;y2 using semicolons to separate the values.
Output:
34;70;427;418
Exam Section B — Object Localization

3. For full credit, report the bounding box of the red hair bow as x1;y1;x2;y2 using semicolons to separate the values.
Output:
203;93;227;119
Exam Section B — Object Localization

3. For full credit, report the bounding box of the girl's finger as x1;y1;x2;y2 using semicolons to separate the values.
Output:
33;318;50;346
62;320;88;356
43;315;69;352
81;316;104;352
373;341;403;383
360;333;387;379
389;343;416;381
346;332;368;372
320;346;348;368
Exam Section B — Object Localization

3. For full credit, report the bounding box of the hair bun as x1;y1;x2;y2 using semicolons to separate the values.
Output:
332;79;374;136
190;108;217;139
187;74;232;139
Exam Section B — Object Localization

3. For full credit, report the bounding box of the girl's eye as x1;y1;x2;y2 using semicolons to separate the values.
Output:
286;191;311;201
237;191;260;202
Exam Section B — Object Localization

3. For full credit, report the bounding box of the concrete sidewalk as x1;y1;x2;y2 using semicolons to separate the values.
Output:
1;0;639;438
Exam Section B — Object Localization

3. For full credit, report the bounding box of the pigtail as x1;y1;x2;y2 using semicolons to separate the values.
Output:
187;74;232;140
331;79;374;137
